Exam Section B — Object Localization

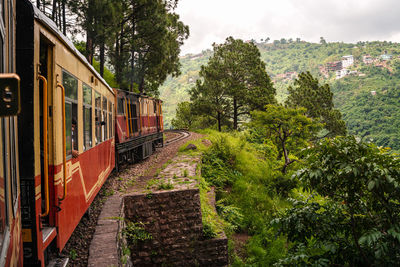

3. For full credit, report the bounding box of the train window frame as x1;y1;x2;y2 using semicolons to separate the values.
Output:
0;3;4;73
102;96;107;141
0;118;10;251
62;70;78;159
82;83;92;151
112;103;114;137
94;91;101;145
7;0;13;72
108;100;112;139
9;118;17;216
117;98;124;114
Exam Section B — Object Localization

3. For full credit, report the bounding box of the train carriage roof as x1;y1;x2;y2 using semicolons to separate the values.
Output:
31;2;114;95
115;88;162;102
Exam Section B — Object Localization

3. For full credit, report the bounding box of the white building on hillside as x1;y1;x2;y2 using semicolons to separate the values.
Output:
342;55;354;68
336;69;350;79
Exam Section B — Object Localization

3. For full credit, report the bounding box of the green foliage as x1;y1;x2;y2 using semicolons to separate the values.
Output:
157;181;174;190
92;60;119;88
171;101;213;130
69;0;188;95
216;199;244;232
190;37;276;131
199;131;290;265
201;135;243;187
197;175;226;239
250;105;321;173
69;249;77;260
123;221;152;245
275;136;400;266
286;72;346;137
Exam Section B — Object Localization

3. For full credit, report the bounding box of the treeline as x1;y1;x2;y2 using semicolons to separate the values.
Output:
32;0;189;95
173;37;345;137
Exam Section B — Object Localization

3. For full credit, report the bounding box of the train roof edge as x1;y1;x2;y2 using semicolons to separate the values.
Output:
25;0;114;95
114;88;163;102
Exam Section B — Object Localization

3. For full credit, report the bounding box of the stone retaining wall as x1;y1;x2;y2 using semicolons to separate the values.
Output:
121;189;228;266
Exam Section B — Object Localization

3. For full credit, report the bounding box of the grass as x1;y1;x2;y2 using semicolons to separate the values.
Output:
197;174;227;239
196;130;294;265
157;180;174;190
146;179;160;189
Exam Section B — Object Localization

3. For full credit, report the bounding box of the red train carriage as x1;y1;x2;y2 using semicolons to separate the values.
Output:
17;1;115;265
115;89;164;169
0;0;23;266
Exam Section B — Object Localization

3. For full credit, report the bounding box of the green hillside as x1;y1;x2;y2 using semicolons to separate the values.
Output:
159;40;400;150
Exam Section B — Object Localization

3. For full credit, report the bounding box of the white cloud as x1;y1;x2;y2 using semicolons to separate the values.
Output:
176;0;400;55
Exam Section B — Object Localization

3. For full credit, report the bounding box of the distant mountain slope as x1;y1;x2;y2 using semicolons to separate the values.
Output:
159;40;400;150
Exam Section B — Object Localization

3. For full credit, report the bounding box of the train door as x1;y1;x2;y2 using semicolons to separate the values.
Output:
38;34;57;255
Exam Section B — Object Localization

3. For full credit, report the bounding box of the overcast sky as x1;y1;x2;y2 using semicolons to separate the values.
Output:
176;0;400;55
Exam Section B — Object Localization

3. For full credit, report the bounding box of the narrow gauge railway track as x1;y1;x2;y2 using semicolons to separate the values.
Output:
164;129;191;146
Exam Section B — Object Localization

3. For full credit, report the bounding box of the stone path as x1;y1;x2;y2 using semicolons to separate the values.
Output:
88;194;122;267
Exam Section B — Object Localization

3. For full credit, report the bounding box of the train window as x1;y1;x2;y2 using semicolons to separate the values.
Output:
0;118;9;248
0;32;3;73
95;92;101;145
117;98;124;114
102;97;107;141
108;100;112;138
9;118;17;212
112;104;114;137
83;84;92;150
8;0;13;72
63;71;78;157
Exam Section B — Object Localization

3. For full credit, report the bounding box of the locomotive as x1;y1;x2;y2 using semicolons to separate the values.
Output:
0;0;164;266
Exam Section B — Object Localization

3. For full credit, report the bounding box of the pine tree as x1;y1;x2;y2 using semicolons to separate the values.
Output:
286;71;347;137
192;37;275;130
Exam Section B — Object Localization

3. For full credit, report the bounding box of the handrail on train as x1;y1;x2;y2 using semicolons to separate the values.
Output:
138;98;142;134
160;103;164;131
57;82;67;201
128;98;133;136
124;97;129;138
38;74;49;217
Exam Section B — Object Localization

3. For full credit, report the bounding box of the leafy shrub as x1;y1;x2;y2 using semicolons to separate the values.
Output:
268;174;298;197
123;221;152;245
203;222;217;239
275;136;400;266
216;199;244;232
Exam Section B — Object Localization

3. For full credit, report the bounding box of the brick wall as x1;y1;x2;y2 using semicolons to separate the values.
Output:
121;189;228;266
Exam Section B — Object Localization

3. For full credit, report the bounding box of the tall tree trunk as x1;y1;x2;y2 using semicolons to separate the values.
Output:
51;0;57;21
217;111;221;132
130;21;136;91
86;35;93;64
99;41;105;77
129;0;136;92
62;0;66;35
138;53;144;93
116;22;125;86
233;97;238;130
115;32;121;84
139;75;144;93
57;2;62;30
85;0;95;65
282;138;289;173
